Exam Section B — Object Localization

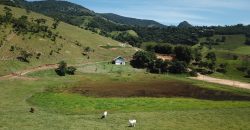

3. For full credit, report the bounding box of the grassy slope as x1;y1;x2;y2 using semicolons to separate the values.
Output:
1;64;250;130
0;5;135;76
200;35;250;82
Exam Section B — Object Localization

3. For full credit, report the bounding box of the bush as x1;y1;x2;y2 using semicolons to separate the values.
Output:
130;51;156;68
55;61;77;76
216;68;227;74
245;38;250;45
10;46;14;51
55;61;67;76
66;66;77;75
245;70;250;78
237;67;248;72
174;46;193;64
189;70;198;77
196;68;213;75
169;61;187;74
17;50;32;63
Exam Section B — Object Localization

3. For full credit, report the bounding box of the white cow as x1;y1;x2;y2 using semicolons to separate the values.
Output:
101;111;108;119
129;119;137;127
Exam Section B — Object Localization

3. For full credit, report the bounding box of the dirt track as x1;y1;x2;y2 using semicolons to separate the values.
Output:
190;74;250;90
0;61;107;80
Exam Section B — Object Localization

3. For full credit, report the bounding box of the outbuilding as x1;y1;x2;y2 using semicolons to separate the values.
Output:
113;56;126;65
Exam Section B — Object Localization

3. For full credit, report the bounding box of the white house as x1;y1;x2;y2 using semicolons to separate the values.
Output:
113;56;126;65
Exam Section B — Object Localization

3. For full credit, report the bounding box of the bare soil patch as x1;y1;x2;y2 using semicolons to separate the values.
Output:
69;80;250;101
156;54;174;61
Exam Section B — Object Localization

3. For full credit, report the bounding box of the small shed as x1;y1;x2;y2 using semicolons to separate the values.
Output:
113;56;126;65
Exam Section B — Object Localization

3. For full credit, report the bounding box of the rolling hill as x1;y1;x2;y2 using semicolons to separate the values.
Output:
0;5;136;76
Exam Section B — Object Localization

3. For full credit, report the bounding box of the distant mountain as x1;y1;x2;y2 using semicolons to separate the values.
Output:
178;21;192;28
100;13;166;28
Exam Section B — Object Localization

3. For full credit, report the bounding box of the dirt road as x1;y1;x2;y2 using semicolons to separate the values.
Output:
0;61;107;80
190;74;250;90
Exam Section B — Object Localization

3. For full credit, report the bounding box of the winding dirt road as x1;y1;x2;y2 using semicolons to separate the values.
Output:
190;74;250;90
1;62;250;90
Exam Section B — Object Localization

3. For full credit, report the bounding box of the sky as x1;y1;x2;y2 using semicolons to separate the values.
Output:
28;0;250;26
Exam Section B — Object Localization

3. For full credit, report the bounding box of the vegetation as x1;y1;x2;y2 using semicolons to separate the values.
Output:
55;61;77;76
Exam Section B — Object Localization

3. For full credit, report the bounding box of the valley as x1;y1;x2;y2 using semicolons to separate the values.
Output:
0;1;250;130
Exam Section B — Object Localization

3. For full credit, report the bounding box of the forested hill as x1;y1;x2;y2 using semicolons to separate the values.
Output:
100;13;166;28
1;0;250;48
1;0;165;28
24;0;96;26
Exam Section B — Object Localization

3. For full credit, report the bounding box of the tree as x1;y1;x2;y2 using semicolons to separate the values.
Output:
55;61;67;76
245;37;250;45
52;18;60;29
174;46;193;64
84;46;91;52
245;70;250;78
169;61;187;74
130;51;156;68
17;50;33;62
13;15;28;33
205;52;217;71
206;52;216;62
216;63;228;74
145;44;154;52
66;66;77;75
221;36;226;42
154;44;173;54
3;6;13;23
194;48;202;62
148;59;169;74
35;18;46;25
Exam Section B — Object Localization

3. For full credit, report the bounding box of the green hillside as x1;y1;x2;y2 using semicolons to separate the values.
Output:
0;5;136;76
206;35;250;82
100;13;166;28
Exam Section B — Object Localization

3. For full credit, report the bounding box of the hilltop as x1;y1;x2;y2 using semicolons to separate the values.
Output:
100;13;166;28
178;21;193;28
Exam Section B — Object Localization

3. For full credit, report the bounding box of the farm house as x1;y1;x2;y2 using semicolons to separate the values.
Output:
112;56;126;65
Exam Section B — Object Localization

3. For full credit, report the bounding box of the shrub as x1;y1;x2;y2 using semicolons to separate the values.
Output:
189;70;198;77
55;61;67;76
10;46;15;51
130;51;156;68
55;61;77;76
17;50;32;63
66;66;77;75
169;61;187;74
216;68;227;74
245;70;250;78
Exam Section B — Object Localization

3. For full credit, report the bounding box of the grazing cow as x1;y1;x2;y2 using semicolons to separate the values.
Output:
129;119;136;127
29;107;35;113
101;111;108;119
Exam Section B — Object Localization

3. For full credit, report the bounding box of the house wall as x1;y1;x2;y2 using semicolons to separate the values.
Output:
115;60;125;65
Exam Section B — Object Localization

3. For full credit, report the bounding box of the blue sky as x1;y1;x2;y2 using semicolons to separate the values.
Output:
28;0;250;26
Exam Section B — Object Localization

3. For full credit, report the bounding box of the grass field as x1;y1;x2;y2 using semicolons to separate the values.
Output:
1;63;250;130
